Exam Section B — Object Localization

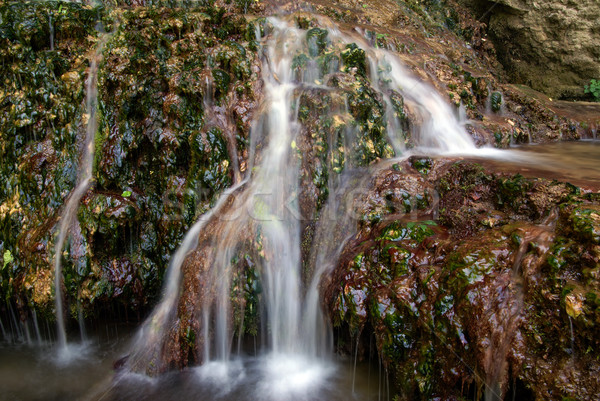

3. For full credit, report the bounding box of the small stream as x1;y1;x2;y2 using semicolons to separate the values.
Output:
459;140;600;192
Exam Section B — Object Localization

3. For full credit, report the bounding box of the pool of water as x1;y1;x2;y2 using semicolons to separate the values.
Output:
0;313;387;401
0;333;386;401
0;320;134;401
99;354;387;401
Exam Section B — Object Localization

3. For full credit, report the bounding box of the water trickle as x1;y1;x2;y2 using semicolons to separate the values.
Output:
23;319;32;345
77;298;87;342
569;316;576;358
32;309;43;345
9;303;22;343
352;334;360;394
45;320;53;343
49;12;54;51
0;316;7;341
53;29;109;356
363;47;477;154
485;211;557;401
127;179;248;370
457;102;469;127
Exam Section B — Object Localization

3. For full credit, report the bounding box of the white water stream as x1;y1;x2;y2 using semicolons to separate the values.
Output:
52;29;109;363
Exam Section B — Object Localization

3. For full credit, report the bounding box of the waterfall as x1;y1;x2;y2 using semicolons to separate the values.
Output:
52;29;108;360
124;15;482;398
128;16;316;373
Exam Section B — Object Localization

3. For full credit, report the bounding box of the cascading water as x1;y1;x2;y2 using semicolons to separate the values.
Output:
127;17;333;387
118;16;485;400
52;28;108;360
367;49;476;154
3;4;600;400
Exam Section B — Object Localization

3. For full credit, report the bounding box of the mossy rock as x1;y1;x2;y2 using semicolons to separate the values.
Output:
0;1;104;313
568;206;600;245
341;43;367;77
1;3;261;318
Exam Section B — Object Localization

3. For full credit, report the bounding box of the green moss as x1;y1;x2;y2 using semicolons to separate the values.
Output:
0;1;104;305
446;250;495;290
410;157;432;175
569;207;600;244
438;162;492;195
341;43;367;77
188;127;231;204
497;174;531;209
341;225;462;398
0;3;262;314
212;68;232;101
319;52;340;74
491;91;503;112
292;53;310;72
184;326;195;346
379;220;436;243
306;27;328;57
547;238;575;274
346;77;394;165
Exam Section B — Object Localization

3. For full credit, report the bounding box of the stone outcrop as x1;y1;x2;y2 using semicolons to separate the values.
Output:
458;0;600;99
325;158;600;400
0;2;262;319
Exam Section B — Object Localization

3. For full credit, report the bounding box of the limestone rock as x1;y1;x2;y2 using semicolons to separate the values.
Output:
459;0;600;99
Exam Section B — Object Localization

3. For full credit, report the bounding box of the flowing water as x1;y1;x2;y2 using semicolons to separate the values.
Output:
471;140;600;191
120;16;483;399
52;28;109;362
3;13;600;401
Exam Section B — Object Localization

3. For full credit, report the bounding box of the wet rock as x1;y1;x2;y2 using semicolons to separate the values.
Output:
1;2;599;399
325;160;600;400
0;1;100;318
0;3;261;320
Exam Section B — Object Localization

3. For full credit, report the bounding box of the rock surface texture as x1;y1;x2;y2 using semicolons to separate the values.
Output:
459;0;600;99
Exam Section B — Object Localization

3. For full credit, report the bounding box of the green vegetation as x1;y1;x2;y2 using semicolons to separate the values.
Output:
2;2;599;398
490;91;502;112
0;0;102;314
332;165;600;399
0;1;259;317
2;250;13;270
584;79;600;102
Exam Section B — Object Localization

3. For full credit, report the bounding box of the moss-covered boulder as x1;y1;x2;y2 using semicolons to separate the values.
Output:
325;159;600;400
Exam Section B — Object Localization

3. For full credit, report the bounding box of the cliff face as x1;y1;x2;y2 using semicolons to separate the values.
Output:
459;0;600;99
324;158;600;401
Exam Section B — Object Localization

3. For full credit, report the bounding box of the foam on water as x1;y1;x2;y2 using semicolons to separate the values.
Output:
46;340;95;367
256;354;336;401
194;359;246;395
